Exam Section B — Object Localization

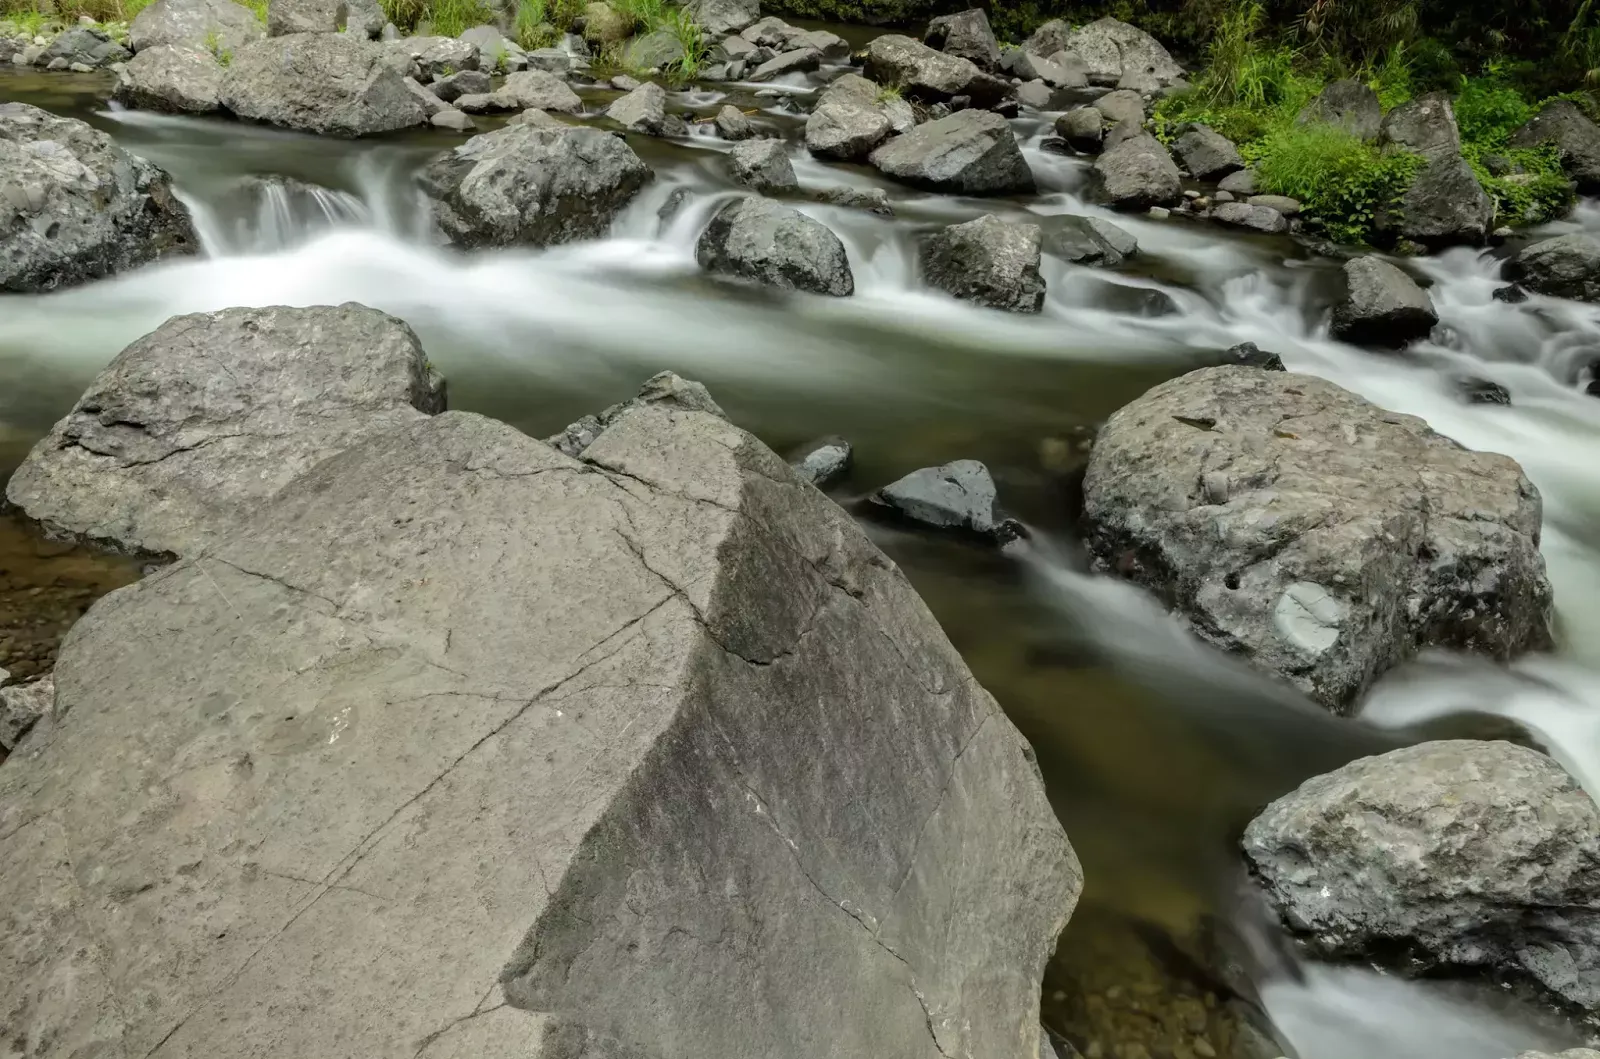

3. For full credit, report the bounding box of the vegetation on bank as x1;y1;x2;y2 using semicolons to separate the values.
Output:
0;0;265;33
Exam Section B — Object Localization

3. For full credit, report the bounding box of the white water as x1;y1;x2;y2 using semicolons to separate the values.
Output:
6;87;1600;1059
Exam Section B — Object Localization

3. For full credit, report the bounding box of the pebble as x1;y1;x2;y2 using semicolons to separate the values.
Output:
1147;206;1170;220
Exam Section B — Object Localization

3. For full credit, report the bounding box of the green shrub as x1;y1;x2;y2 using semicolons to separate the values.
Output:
1247;122;1424;243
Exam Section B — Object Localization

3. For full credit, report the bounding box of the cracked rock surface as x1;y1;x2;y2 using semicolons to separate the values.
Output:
1081;365;1552;713
5;303;447;558
0;389;1079;1059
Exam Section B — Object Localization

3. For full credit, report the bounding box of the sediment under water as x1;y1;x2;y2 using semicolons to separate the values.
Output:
3;63;1599;1059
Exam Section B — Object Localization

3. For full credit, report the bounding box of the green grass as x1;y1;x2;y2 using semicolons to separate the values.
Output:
1247;123;1424;243
378;0;495;36
608;0;665;32
656;4;704;82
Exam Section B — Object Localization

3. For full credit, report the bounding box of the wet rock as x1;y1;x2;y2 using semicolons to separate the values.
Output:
1218;169;1258;195
1296;78;1381;141
420;123;651;248
864;34;993;103
430;106;475;131
1248;193;1301;215
1039;214;1136;267
687;0;758;35
0;394;1078;1059
868;109;1034;196
1082;366;1551;712
1493;283;1529;303
128;0;263;53
741;15;799;48
1220;341;1284;370
581;0;630;43
789;434;853;488
1211;200;1288;234
1014;80;1053;109
1066;17;1184;90
696;196;854;297
403;76;450;116
920;214;1045;313
500;68;581;112
715;103;754;140
222;34;425;136
0;673;52;752
1094;88;1144;129
814;185;893;214
1330;255;1437;346
1507;233;1600;302
924;8;999;70
870;459;1017;541
1458;376;1511;405
1510;99;1600;193
1397;151;1493;248
430;67;490;102
113;43;223;112
806;76;894;161
605;80;671;133
0;103;196;293
728;138;797;193
1094;132;1181;210
1380;90;1462;155
1055;106;1103;152
748;46;821;82
1244;741;1600;1011
391;34;479;80
6;304;445;558
1172;124;1241;181
41;25;130;66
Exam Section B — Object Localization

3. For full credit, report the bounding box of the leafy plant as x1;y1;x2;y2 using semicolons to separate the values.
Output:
1247;122;1424;243
657;4;704;82
376;0;492;36
875;82;903;102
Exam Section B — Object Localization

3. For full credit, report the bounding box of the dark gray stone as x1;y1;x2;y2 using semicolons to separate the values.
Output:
129;0;264;54
868;109;1034;196
1508;233;1600;302
1082;366;1551;712
1331;255;1438;346
1173;124;1241;181
748;47;820;82
788;434;853;489
6;304;445;557
606;81;671;134
1094;132;1181;210
687;0;758;35
696;196;854;297
1380;90;1461;155
1211;200;1288;234
1296;78;1381;141
729;138;797;193
1055;107;1103;152
1458;376;1511;405
1039;214;1136;267
430;67;490;102
924;9;1000;70
1510;99;1600;193
0;103;196;293
715;103;754;140
1221;341;1284;370
41;25;130;66
921;214;1045;313
221;34;426;136
1244;741;1600;1011
419;124;651;248
871;459;1012;539
113;43;223;112
1397;151;1493;247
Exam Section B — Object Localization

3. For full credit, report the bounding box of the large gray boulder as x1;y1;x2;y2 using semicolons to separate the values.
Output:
1021;18;1071;60
419;124;651;248
1244;741;1600;1011
1172;124;1241;181
696;196;853;297
1296;79;1381;141
805;73;894;161
114;44;225;113
1094;132;1181;210
728;139;798;193
1380;90;1461;155
0;391;1079;1059
5;304;446;558
864;34;1002;104
868;109;1035;196
41;26;131;67
605;80;674;134
1508;233;1600;302
923;8;1000;71
1055;107;1103;152
0;103;196;294
1082;366;1552;712
686;0;758;35
920;214;1045;313
128;0;264;54
1510;99;1600;194
1064;17;1183;90
1331;255;1438;346
221;33;426;136
1396;151;1494;247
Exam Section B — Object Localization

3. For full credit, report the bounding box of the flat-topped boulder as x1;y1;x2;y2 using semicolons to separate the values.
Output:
868;109;1035;196
5;303;446;558
419;124;651;248
114;43;225;113
0;383;1078;1059
221;33;426;136
0;103;196;293
1082;365;1552;712
128;0;265;54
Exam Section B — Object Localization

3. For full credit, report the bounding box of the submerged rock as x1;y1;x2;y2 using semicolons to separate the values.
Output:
419;124;651;248
920;214;1045;313
221;33;426;136
728;138;797;193
6;304;446;558
1330;255;1438;347
696;196;854;296
1082;365;1552;712
1094;132;1181;210
1510;99;1600;193
1244;741;1600;1012
1172;124;1242;181
1458;376;1512;405
788;434;854;489
1508;233;1600;302
1039;214;1137;267
923;8;1000;71
0;392;1079;1059
0;103;196;293
870;459;1018;541
868;109;1035;196
128;0;264;54
113;43;224;113
1065;17;1184;90
1296;79;1381;141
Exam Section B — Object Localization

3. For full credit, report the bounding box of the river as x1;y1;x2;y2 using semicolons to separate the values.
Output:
3;59;1599;1059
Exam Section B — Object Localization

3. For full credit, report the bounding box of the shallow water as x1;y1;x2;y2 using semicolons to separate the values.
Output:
3;63;1599;1058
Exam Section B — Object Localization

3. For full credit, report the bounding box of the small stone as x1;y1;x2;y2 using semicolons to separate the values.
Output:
870;460;1013;540
714;103;753;140
430;107;475;131
1220;341;1285;370
1493;284;1528;303
611;73;640;90
1147;206;1169;219
1457;376;1511;405
789;435;853;489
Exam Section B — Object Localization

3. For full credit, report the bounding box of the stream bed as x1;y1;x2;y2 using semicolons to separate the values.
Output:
4;60;1600;1059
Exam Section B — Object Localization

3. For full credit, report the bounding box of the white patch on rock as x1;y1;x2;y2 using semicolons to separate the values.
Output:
1273;581;1345;655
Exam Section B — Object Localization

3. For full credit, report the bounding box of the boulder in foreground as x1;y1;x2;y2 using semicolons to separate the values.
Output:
1245;740;1600;1012
1082;366;1552;712
5;304;446;558
419;124;652;248
0;382;1079;1059
0;103;196;293
221;33;426;136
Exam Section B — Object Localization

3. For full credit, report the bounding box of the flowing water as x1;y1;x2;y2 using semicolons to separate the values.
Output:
4;60;1600;1059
